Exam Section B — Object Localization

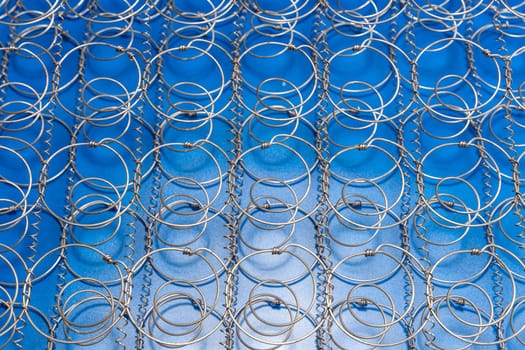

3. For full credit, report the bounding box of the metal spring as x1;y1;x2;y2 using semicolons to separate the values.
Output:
0;1;525;349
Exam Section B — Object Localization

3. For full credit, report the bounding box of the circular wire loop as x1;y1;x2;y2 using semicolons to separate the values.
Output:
0;1;524;349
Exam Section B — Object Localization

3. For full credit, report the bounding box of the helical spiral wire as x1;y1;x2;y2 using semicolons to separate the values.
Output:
0;0;524;348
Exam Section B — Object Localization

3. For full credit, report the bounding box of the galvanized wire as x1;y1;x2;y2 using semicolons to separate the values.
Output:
0;0;525;348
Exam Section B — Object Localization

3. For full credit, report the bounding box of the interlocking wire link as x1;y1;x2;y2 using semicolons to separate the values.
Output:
1;0;525;349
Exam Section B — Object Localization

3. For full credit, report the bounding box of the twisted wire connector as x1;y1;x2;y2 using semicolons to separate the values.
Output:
350;200;362;208
453;297;466;306
364;249;376;257
269;299;281;309
354;298;368;307
471;248;482;255
103;255;116;264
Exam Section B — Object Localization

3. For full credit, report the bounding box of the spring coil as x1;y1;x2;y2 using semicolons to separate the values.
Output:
0;1;524;349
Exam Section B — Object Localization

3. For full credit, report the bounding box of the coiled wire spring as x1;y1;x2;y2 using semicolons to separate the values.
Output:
0;0;525;348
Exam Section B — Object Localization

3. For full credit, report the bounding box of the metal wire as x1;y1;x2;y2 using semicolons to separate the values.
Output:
1;0;525;348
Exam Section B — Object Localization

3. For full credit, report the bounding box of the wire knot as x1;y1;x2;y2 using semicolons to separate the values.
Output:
364;249;375;257
103;255;115;264
354;298;368;306
470;248;481;255
350;200;362;208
